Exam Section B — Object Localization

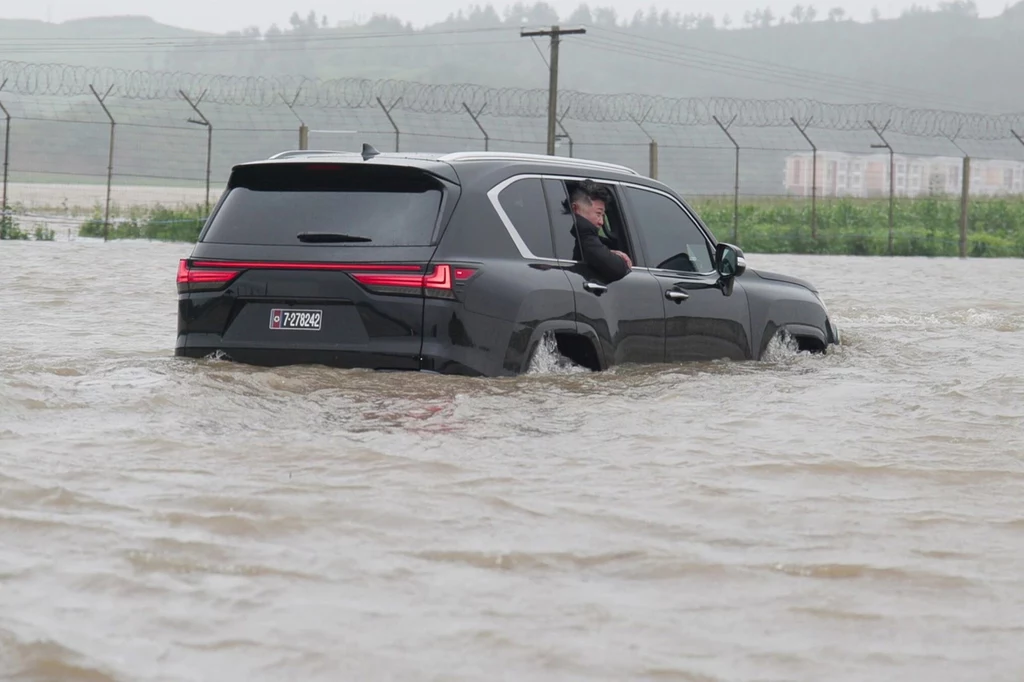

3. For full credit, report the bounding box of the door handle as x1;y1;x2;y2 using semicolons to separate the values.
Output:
583;282;608;295
665;289;690;303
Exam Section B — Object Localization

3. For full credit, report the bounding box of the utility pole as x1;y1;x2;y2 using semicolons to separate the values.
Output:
521;25;586;156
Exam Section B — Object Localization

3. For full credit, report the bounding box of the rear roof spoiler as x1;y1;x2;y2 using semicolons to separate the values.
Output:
232;152;462;186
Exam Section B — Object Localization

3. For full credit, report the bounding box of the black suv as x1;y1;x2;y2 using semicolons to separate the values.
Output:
175;147;840;376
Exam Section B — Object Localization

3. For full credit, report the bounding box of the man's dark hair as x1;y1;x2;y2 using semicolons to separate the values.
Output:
570;180;612;207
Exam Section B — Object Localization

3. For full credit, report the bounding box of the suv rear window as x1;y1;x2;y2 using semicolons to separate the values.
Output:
201;163;446;246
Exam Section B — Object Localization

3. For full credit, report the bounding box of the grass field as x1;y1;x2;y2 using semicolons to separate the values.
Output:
694;196;1024;257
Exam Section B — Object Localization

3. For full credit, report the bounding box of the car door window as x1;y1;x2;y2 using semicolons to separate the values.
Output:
544;178;638;264
542;179;577;261
495;178;555;259
624;186;714;274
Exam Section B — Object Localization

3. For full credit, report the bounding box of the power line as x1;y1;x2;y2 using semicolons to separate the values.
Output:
0;22;1002;112
575;33;991;114
585;26;999;114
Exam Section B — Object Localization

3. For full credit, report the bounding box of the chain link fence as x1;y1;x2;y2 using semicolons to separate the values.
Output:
2;65;1023;256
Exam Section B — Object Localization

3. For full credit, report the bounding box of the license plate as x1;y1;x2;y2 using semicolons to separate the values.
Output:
270;308;322;331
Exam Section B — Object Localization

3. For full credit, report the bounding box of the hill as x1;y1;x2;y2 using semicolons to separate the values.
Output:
2;3;1024;110
0;16;209;70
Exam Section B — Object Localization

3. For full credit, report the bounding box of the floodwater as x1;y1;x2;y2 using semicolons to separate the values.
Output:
1;240;1023;682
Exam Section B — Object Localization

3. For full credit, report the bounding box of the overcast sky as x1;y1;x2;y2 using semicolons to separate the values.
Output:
0;0;1014;32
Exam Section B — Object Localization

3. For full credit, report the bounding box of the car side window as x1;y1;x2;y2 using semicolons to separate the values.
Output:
496;178;555;260
624;186;715;274
542;179;577;262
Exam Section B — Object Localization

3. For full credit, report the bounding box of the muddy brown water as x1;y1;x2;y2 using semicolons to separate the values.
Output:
2;240;1023;681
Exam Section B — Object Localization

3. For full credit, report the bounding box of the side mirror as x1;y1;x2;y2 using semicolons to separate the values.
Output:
715;243;746;279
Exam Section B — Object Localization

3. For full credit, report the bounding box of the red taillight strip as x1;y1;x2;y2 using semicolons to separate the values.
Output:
177;260;240;284
177;260;476;293
351;265;476;291
190;260;423;272
190;270;240;283
352;264;452;290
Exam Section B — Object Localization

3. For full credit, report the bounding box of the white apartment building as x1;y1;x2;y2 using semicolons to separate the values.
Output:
784;151;1024;198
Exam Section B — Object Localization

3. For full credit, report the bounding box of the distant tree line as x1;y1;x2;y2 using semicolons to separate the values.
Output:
222;1;984;37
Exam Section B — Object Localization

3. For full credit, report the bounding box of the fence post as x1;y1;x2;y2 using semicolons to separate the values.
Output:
89;84;116;242
791;117;818;240
868;120;895;257
463;102;489;151
945;126;970;260
629;110;658;179
279;87;308;150
377;97;402;152
180;89;213;216
713;115;740;245
959;156;970;259
556;107;574;157
0;79;10;219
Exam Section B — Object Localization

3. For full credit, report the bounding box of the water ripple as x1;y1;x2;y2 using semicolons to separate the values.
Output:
3;245;1024;681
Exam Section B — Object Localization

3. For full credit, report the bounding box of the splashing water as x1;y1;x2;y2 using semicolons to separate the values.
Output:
525;332;590;375
526;329;816;375
759;329;808;364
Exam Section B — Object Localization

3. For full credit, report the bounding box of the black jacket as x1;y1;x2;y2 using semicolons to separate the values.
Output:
570;214;630;282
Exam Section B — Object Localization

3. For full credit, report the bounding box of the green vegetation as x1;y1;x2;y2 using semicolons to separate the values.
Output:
78;205;207;242
0;211;24;240
693;196;1024;258
0;209;56;241
71;196;1024;258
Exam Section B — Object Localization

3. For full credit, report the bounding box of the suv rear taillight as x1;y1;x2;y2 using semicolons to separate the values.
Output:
176;259;241;293
351;264;476;298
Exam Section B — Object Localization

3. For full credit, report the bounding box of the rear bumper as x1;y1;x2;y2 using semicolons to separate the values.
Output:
175;335;494;377
175;301;536;378
175;343;422;371
175;330;422;368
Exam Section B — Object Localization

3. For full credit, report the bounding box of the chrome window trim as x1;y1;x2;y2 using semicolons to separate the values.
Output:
264;150;640;177
486;174;566;264
266;150;361;160
645;267;717;279
487;173;719;277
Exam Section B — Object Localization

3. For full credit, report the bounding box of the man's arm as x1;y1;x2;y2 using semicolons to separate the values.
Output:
574;219;631;282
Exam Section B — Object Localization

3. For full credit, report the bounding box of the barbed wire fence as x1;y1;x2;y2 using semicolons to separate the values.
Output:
2;59;1024;256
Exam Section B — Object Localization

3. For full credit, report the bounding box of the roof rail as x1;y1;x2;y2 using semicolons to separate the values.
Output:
438;151;640;176
267;149;356;160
